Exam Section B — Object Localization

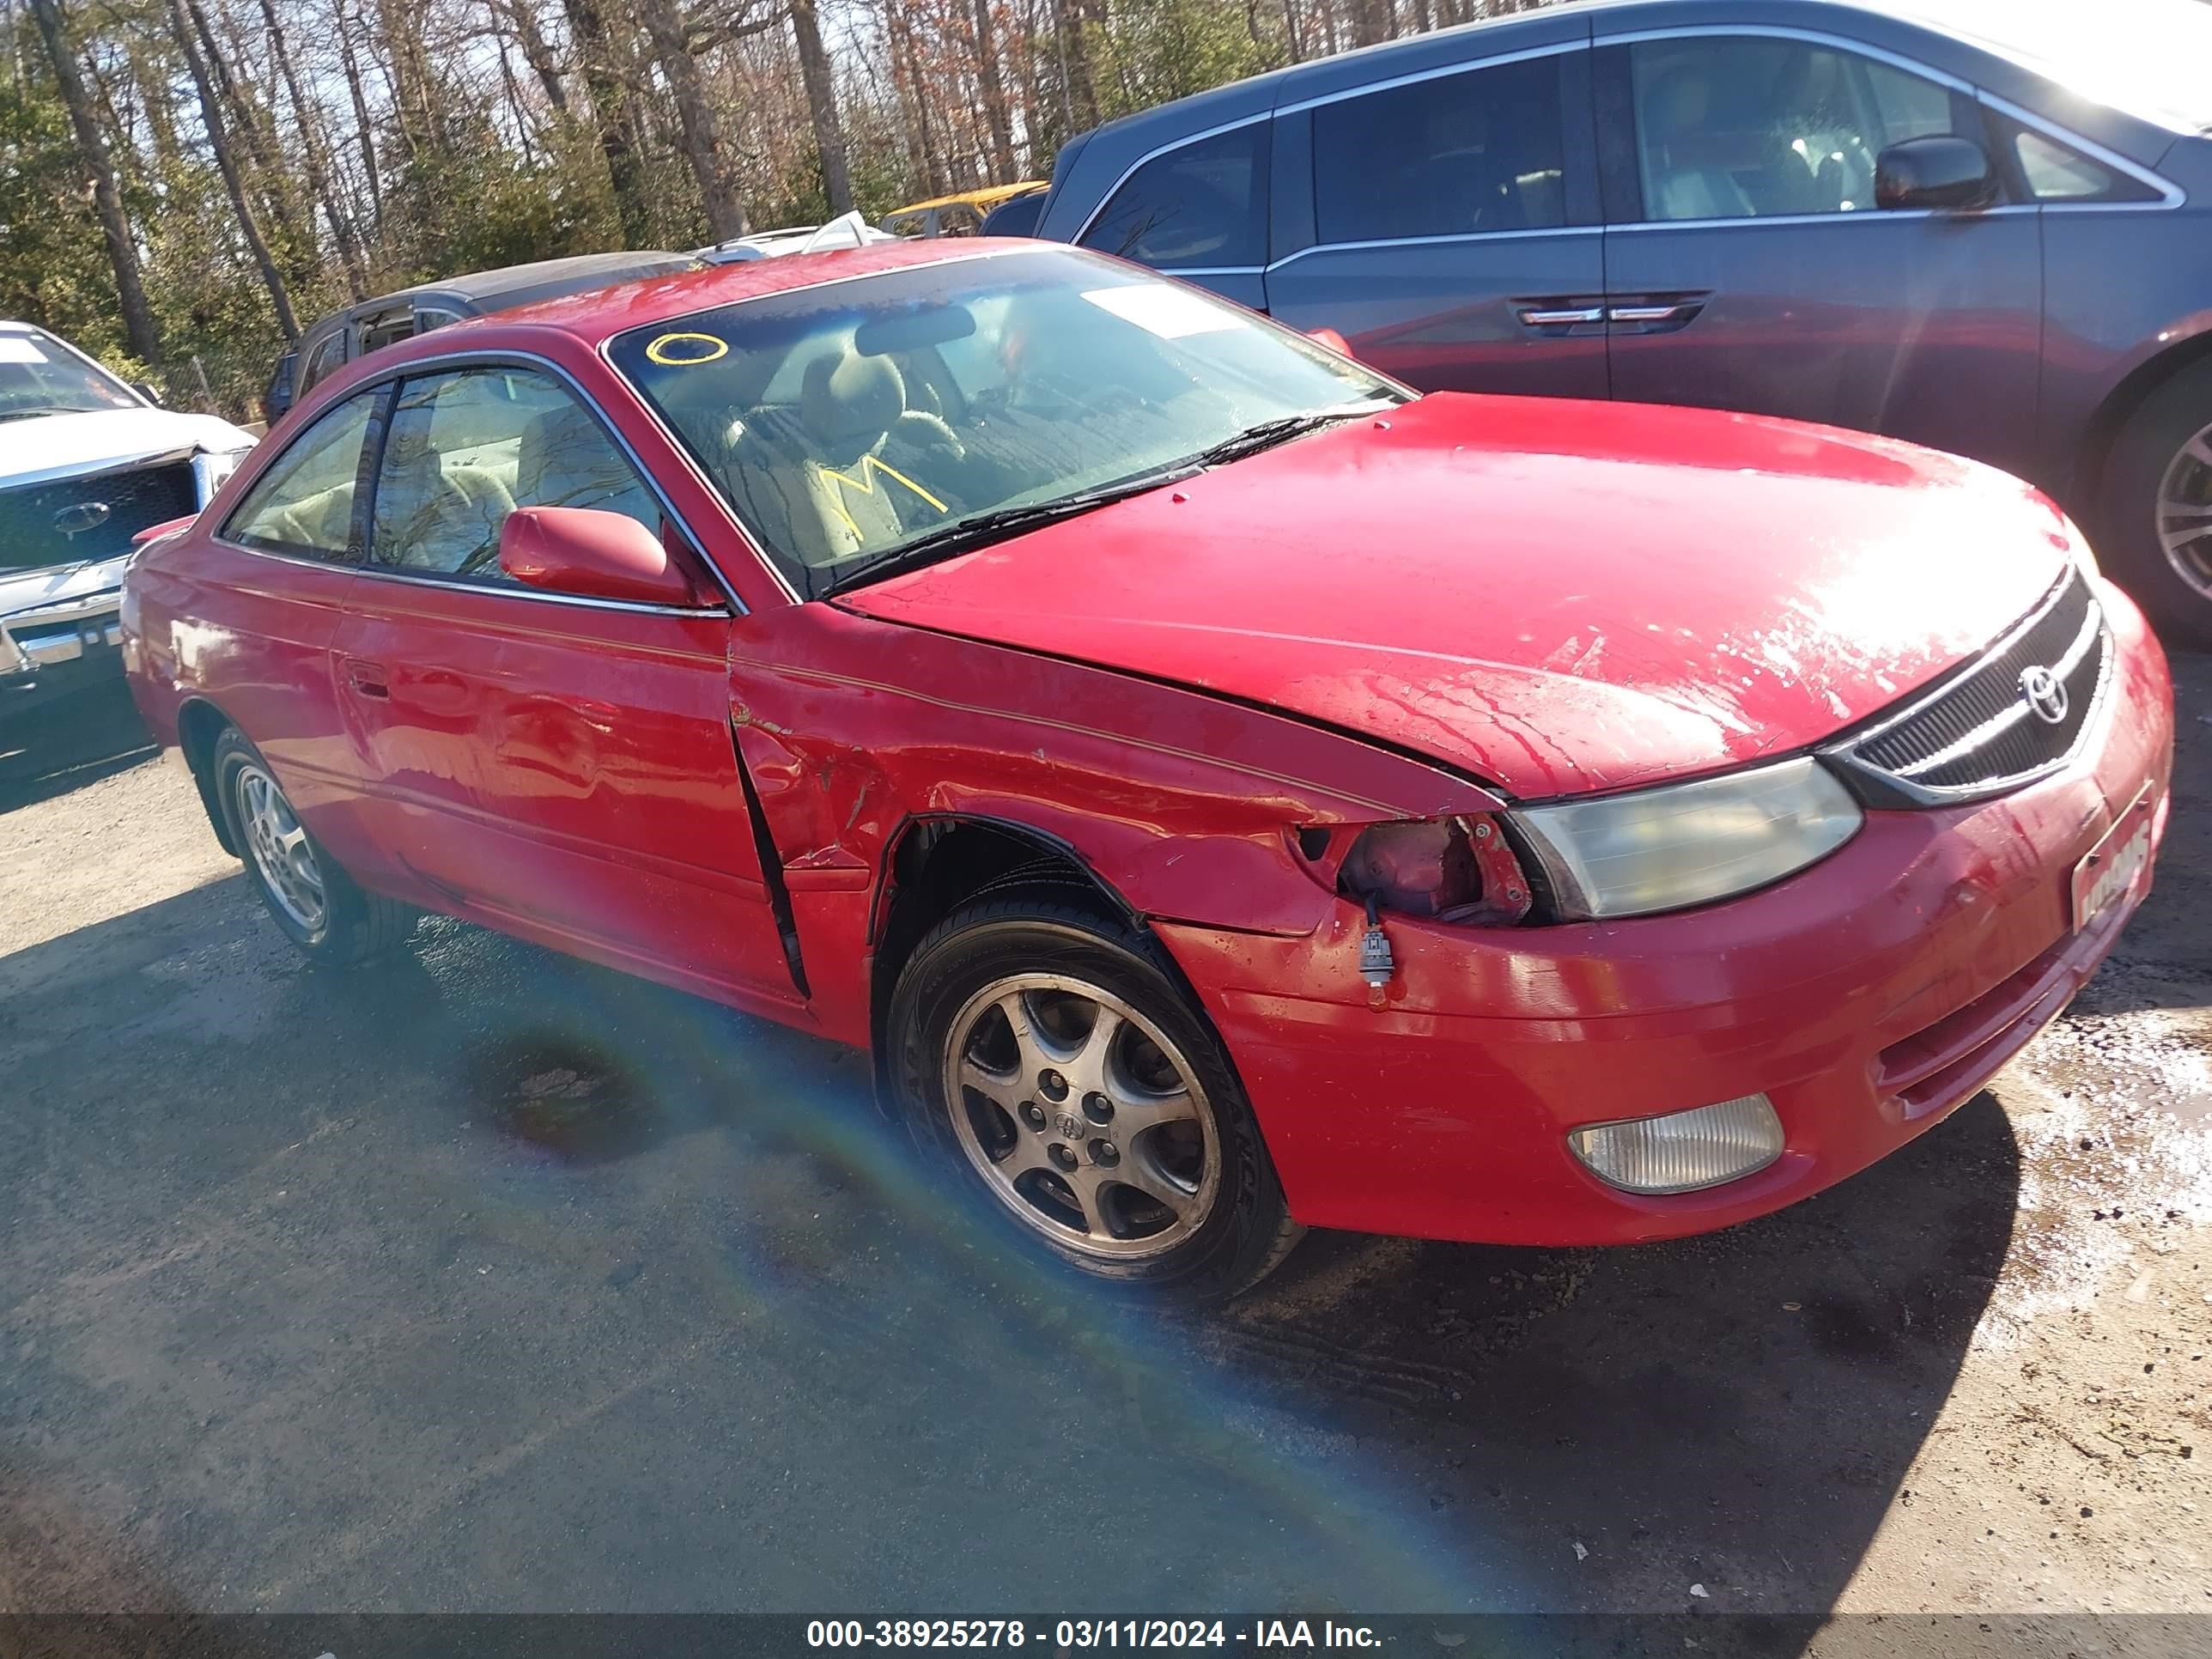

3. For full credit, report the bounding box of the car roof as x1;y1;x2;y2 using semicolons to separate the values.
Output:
463;237;1033;344
376;250;700;309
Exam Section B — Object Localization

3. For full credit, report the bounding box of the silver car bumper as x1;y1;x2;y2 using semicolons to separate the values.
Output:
2;589;125;679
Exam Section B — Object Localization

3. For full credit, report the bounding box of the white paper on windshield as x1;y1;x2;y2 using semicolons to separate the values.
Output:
0;337;49;363
1080;286;1247;339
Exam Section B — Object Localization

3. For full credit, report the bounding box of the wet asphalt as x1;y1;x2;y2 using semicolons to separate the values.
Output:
1;660;2208;1629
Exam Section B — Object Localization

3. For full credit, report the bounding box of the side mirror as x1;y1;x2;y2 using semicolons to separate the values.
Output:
1306;326;1355;359
1875;135;1996;211
498;507;705;607
131;380;163;407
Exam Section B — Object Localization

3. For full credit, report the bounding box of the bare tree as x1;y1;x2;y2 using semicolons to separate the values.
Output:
166;0;299;337
25;0;161;362
791;0;853;212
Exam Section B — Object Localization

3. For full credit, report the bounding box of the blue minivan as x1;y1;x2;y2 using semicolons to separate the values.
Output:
1031;0;2212;641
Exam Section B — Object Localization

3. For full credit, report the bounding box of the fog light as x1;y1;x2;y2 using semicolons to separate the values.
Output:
1569;1094;1784;1194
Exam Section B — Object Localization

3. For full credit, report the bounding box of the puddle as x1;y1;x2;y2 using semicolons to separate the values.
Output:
464;1035;666;1165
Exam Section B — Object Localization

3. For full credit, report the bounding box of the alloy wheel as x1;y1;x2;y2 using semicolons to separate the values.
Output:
942;973;1221;1260
2156;419;2212;599
237;763;326;934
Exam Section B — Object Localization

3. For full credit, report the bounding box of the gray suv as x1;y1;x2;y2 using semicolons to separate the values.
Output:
1031;0;2212;642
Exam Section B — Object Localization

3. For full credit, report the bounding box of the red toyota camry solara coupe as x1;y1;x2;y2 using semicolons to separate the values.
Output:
125;242;2174;1299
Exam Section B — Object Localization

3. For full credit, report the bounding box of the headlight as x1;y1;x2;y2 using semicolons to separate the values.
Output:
1513;756;1862;920
191;446;250;504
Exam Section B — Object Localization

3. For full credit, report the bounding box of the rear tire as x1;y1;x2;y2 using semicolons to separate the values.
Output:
885;890;1300;1302
2098;357;2212;649
210;726;411;963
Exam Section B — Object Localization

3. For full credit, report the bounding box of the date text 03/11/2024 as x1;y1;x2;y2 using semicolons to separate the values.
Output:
805;1620;1383;1648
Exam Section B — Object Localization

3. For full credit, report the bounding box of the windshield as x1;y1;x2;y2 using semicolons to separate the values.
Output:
0;330;143;422
1902;0;2212;133
608;247;1403;595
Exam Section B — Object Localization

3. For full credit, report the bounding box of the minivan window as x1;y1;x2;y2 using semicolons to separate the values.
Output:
222;389;381;560
1079;125;1268;270
301;329;347;392
1629;38;1961;220
1313;56;1568;244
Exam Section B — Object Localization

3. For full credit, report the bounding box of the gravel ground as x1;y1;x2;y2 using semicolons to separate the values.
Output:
1;661;2208;1636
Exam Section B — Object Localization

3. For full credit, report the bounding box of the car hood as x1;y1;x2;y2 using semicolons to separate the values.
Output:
839;393;2075;799
3;406;256;490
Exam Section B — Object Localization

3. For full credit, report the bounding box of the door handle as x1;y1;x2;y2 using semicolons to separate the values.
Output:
1605;297;1708;331
343;657;389;699
1516;304;1606;328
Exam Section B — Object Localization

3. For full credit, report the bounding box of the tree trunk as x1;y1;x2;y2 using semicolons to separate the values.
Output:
635;0;744;239
26;0;161;363
166;0;298;338
968;0;1015;179
790;0;853;214
562;0;652;245
499;0;568;111
1053;0;1097;130
186;0;307;261
257;0;368;296
337;15;384;229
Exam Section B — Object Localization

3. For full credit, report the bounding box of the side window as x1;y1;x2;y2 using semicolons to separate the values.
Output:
359;311;416;353
1313;56;1568;244
1628;37;1963;221
370;366;659;583
300;329;347;392
2011;128;2158;203
221;388;380;560
1079;124;1267;270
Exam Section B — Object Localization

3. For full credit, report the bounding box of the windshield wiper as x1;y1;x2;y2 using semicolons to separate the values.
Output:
823;464;1199;596
1184;400;1398;469
0;405;91;425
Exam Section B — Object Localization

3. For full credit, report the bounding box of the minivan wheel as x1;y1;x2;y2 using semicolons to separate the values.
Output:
2100;357;2212;649
210;726;412;963
885;890;1301;1301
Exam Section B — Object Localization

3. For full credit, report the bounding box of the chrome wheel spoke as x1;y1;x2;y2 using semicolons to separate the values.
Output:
1115;1156;1200;1221
1064;1168;1114;1239
1063;1003;1126;1096
957;1053;1025;1117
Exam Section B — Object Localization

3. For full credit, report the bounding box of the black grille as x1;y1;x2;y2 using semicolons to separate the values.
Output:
0;459;198;572
1838;568;2107;800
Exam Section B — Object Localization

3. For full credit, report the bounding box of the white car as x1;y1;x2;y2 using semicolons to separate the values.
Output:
696;210;897;264
2;321;255;739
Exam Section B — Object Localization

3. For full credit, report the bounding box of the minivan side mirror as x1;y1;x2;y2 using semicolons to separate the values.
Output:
1875;135;1997;211
498;507;705;607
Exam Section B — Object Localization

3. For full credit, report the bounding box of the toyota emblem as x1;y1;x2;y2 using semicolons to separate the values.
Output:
2019;664;2069;726
52;500;112;540
1051;1109;1085;1141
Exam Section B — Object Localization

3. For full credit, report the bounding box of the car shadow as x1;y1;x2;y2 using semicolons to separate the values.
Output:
2;869;2021;1630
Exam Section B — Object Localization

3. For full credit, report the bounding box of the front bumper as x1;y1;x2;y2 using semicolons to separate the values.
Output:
1;591;128;719
1156;579;2176;1247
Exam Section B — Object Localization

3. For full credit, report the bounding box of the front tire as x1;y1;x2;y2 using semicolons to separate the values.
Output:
2099;357;2212;649
885;891;1299;1301
211;726;411;963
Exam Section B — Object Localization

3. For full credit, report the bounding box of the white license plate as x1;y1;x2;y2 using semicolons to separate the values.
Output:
2072;788;2155;932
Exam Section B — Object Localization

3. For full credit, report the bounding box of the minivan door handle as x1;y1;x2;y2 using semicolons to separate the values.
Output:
1606;296;1708;332
343;657;390;699
1516;303;1607;329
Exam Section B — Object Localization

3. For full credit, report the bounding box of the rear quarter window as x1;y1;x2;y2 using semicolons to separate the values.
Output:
1079;124;1269;270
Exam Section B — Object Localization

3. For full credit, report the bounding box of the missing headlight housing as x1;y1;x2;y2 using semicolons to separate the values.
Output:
1334;816;1532;924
